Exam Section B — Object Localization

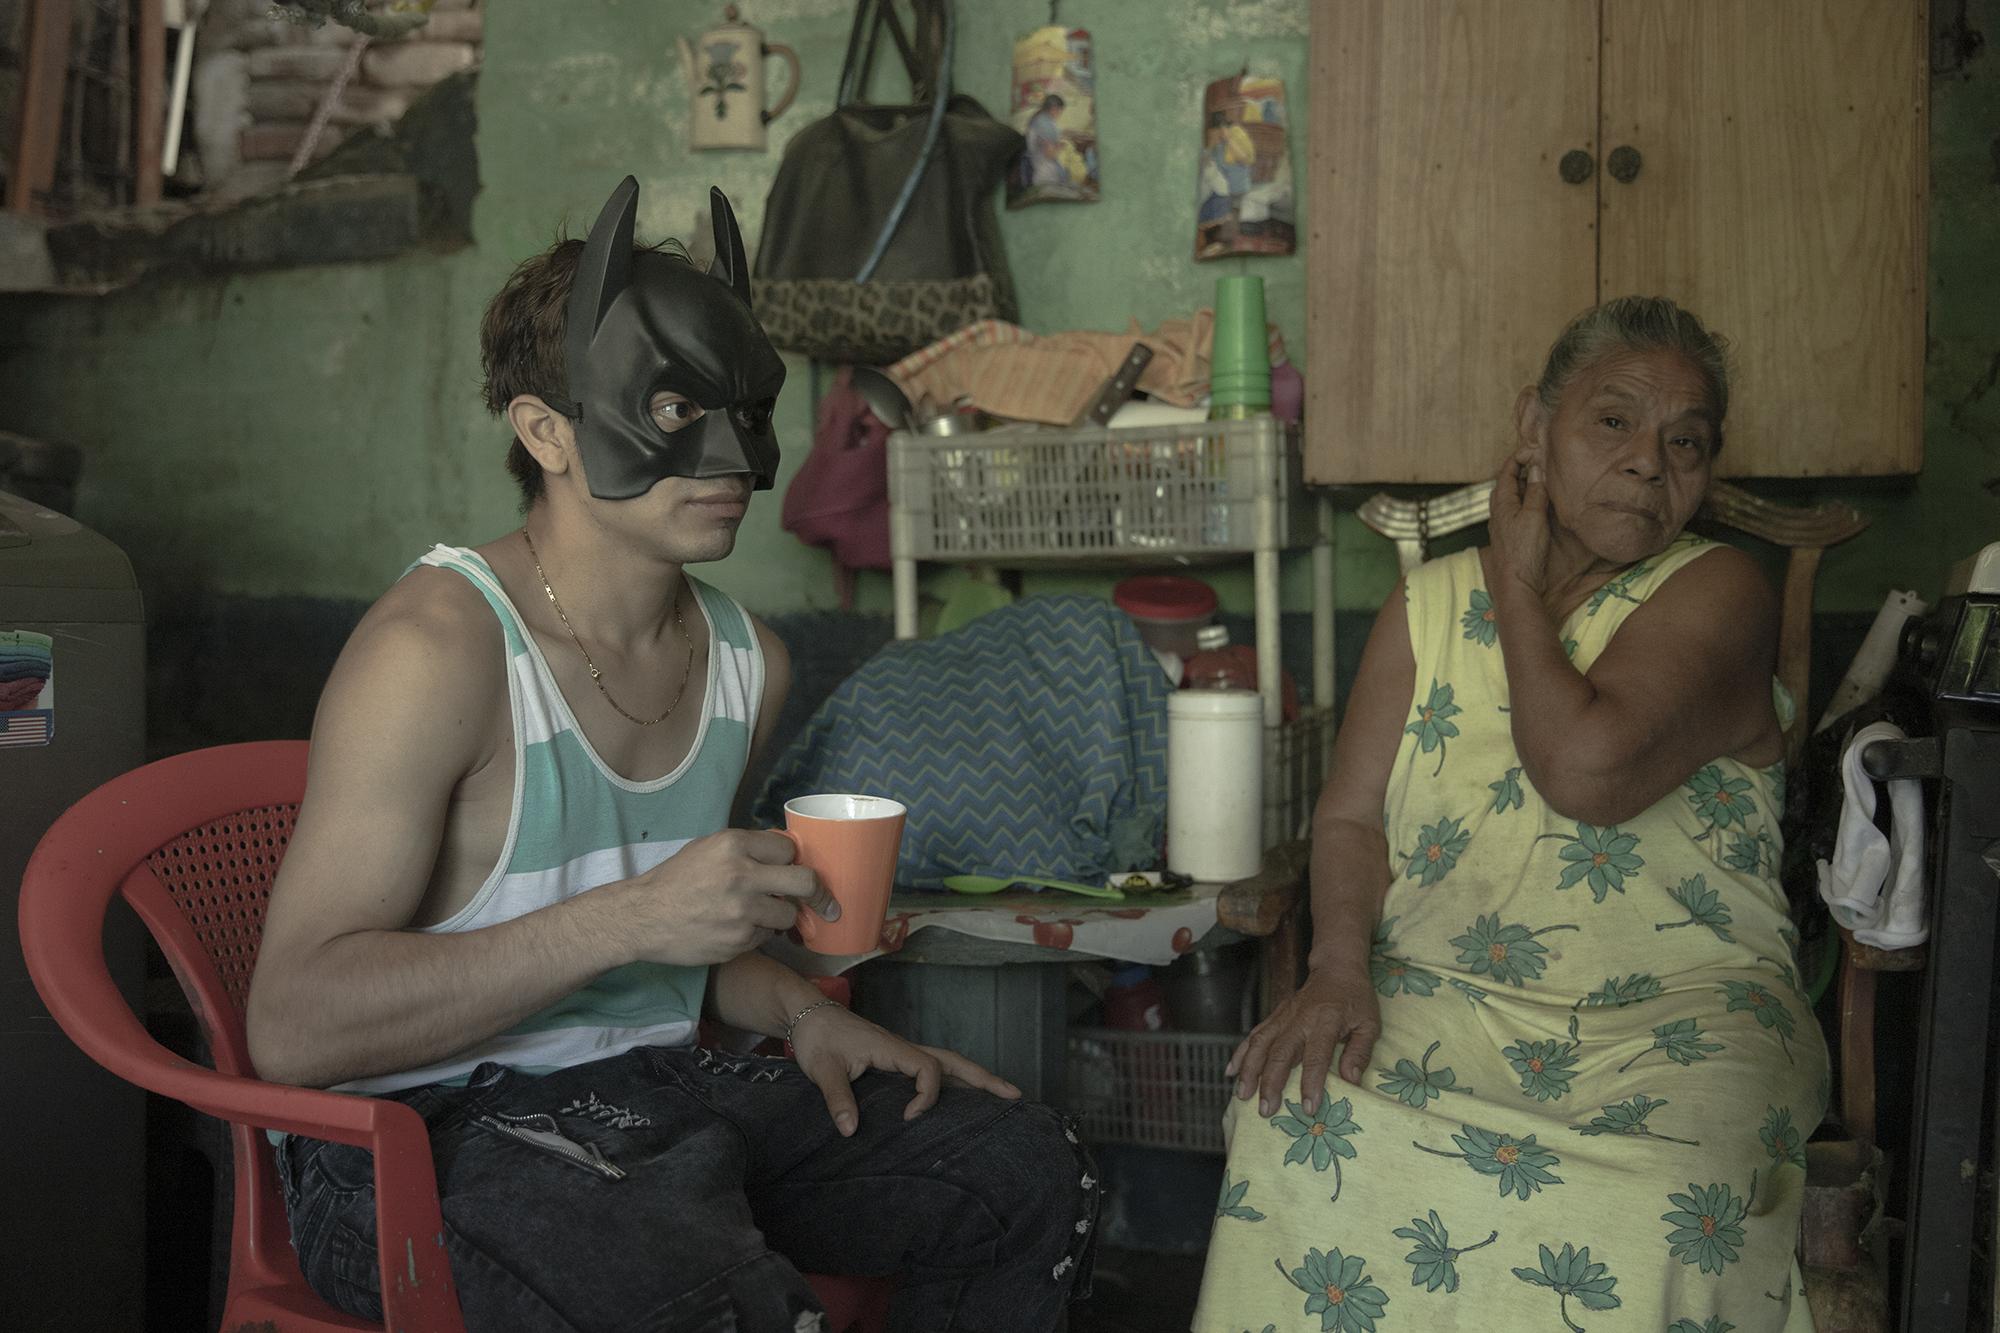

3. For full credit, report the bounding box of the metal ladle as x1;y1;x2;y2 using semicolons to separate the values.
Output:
850;365;915;432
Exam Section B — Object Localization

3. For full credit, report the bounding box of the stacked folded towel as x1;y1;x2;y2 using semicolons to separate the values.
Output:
0;635;52;711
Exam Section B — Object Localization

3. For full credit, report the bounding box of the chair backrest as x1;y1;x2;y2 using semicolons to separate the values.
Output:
20;740;312;1311
140;799;299;1068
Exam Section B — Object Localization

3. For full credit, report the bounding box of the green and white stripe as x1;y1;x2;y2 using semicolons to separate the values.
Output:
335;544;762;1095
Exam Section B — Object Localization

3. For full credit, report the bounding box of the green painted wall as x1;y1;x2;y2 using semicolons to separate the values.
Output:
1843;36;2000;608
0;0;1993;631
952;0;1315;616
0;0;879;617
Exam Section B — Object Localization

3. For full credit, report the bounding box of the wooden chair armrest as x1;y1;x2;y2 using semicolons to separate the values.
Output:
1843;927;1927;973
1216;840;1312;936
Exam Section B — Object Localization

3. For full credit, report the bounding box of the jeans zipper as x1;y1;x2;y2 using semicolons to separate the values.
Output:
474;1112;626;1180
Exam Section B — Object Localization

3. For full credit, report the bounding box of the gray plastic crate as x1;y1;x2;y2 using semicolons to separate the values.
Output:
1067;1026;1239;1154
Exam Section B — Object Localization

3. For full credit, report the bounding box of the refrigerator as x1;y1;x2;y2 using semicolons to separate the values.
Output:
0;487;146;1328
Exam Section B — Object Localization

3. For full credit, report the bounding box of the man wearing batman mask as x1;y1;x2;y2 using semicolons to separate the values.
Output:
246;179;1097;1331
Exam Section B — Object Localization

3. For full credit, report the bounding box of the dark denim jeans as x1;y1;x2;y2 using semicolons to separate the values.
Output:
275;1044;1098;1332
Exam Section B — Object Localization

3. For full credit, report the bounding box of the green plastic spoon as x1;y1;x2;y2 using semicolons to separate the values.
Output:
941;874;1126;902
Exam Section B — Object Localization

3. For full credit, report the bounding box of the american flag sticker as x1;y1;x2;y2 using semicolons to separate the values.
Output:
0;710;52;748
0;628;55;748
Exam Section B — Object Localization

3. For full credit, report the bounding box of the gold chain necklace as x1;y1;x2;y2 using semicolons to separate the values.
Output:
521;526;692;727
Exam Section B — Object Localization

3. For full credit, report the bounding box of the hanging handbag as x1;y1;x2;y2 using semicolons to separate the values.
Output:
753;0;1024;366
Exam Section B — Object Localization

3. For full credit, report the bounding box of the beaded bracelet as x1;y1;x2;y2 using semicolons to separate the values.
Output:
782;996;841;1058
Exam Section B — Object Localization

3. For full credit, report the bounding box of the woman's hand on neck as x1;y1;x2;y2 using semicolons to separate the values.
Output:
1488;447;1642;621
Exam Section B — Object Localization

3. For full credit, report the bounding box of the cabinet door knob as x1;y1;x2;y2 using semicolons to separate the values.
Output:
1558;149;1595;184
1607;145;1643;183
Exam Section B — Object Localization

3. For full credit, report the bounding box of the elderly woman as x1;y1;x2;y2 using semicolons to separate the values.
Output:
1194;297;1826;1332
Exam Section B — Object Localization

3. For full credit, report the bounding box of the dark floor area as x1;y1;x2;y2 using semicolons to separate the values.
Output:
1067;1142;1217;1331
1072;1247;1207;1333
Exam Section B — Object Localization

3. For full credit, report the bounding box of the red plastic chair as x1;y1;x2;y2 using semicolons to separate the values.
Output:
18;740;892;1333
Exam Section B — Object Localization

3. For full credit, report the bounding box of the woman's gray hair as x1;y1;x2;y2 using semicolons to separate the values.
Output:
1535;296;1732;430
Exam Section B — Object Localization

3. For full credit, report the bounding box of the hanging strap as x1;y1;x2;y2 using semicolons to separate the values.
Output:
834;0;882;108
835;0;956;285
837;0;939;106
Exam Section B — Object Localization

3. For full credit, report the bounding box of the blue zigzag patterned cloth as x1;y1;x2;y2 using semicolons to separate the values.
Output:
756;595;1170;889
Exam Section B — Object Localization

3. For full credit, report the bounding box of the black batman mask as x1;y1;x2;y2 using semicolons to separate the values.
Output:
543;177;785;499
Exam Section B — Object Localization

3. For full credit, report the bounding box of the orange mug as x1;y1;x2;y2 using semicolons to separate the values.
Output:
779;794;906;954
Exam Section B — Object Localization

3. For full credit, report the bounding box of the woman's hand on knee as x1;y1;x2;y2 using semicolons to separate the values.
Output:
1225;967;1380;1119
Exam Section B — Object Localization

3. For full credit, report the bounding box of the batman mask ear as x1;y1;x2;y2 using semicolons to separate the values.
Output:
707;186;753;308
566;176;640;375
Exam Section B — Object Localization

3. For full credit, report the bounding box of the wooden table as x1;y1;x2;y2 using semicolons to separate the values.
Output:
840;844;1311;1104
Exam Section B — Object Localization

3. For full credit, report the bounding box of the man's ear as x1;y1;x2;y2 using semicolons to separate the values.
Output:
1513;386;1548;452
507;395;575;478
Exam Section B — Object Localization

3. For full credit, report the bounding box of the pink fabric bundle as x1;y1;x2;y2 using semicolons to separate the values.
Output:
0;676;47;711
781;366;893;609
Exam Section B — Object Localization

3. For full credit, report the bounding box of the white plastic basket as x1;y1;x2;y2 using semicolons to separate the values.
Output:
1067;1027;1240;1154
889;418;1314;562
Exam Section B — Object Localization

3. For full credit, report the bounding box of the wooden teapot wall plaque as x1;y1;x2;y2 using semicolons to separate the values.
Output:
677;5;801;152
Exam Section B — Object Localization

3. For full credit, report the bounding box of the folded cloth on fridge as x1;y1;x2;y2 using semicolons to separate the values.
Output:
1816;720;1928;949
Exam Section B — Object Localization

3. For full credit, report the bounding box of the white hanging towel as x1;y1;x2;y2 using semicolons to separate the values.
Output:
1816;720;1929;948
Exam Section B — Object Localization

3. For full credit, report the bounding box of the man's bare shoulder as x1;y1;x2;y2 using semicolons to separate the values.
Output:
356;564;504;664
321;566;508;736
746;610;791;679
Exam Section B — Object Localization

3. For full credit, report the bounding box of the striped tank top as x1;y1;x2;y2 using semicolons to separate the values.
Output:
334;543;766;1096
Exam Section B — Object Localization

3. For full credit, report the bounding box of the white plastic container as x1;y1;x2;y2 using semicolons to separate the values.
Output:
1814;588;1928;735
1167;689;1264;882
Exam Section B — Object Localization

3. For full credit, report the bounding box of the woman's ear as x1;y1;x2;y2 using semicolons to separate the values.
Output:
507;395;575;479
1513;386;1548;452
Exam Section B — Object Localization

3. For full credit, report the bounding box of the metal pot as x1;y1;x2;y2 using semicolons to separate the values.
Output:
1163;945;1252;1035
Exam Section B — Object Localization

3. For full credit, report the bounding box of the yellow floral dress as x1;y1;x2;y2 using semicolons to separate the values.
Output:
1194;534;1828;1333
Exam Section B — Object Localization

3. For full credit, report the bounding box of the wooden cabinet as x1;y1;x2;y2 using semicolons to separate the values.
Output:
1306;1;1927;484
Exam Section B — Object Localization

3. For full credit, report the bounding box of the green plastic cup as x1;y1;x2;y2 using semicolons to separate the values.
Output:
1209;369;1273;411
1211;275;1271;410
